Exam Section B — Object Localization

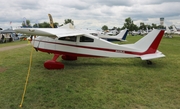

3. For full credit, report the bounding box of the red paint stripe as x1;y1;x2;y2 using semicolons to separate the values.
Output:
35;40;116;52
36;48;103;57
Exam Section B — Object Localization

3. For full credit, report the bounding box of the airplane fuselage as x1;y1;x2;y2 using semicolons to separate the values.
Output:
32;34;139;58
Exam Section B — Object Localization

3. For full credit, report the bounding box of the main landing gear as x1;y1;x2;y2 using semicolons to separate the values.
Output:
146;60;152;65
44;54;77;69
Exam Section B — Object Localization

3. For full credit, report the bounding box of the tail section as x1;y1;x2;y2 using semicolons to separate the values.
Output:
166;26;171;33
110;28;129;41
123;29;165;60
60;23;75;29
172;25;177;32
146;27;149;33
134;29;164;54
121;29;165;60
121;29;129;40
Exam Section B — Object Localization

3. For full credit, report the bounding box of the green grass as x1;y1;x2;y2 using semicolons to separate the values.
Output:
0;35;180;109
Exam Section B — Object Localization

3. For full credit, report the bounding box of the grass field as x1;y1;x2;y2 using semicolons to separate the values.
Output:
0;35;180;109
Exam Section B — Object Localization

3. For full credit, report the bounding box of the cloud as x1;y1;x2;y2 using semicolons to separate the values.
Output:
1;0;180;29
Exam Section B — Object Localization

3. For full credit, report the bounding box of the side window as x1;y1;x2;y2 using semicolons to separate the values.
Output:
58;36;77;42
80;36;94;42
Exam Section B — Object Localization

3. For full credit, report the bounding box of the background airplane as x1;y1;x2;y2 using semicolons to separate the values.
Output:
165;25;173;38
172;25;180;34
97;29;129;41
0;29;18;43
131;30;141;36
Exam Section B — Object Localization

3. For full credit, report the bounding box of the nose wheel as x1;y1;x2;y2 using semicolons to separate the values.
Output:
44;54;64;69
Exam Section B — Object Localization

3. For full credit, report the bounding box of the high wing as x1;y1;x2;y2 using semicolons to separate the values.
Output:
14;28;85;38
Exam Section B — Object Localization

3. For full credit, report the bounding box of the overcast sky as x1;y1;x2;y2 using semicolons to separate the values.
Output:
1;0;180;30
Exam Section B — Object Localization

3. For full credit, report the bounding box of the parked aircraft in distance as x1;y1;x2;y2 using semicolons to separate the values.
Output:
165;26;173;38
172;25;180;34
97;29;129;41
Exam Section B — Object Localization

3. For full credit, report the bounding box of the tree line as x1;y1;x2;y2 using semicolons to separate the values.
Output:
21;19;74;28
102;17;166;32
22;17;166;31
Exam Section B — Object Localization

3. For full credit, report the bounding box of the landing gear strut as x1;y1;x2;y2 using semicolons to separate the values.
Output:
146;60;152;65
43;54;78;69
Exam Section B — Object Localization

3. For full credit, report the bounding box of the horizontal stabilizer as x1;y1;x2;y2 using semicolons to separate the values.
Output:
140;51;165;60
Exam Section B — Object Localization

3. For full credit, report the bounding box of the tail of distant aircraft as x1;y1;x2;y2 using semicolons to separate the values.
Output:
166;26;171;33
98;28;129;41
116;29;129;41
146;27;148;33
60;23;75;29
131;29;165;60
172;25;177;32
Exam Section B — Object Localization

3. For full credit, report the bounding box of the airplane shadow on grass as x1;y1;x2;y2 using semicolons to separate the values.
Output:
32;56;166;69
59;57;166;69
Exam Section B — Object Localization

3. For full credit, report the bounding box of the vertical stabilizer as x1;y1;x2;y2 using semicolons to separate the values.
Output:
172;25;177;32
122;29;129;40
134;29;164;54
166;26;171;33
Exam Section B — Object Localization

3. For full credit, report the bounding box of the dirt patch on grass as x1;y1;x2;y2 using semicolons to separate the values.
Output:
0;44;29;52
0;68;7;73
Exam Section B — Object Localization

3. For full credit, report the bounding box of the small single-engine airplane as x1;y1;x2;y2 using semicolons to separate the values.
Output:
165;25;173;38
172;25;180;34
97;29;129;41
14;27;165;69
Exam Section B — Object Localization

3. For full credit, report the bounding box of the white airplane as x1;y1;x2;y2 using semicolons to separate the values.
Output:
140;27;149;36
131;30;141;36
172;25;180;34
97;29;129;41
104;29;118;36
14;28;165;69
165;26;173;38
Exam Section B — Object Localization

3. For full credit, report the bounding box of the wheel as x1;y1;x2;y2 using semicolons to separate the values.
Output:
44;60;64;69
146;60;152;65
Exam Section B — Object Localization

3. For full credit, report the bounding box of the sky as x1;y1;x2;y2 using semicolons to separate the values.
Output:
1;0;180;30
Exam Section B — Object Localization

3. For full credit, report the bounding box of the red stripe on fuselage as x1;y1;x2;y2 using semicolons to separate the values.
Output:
36;47;103;57
34;40;116;52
